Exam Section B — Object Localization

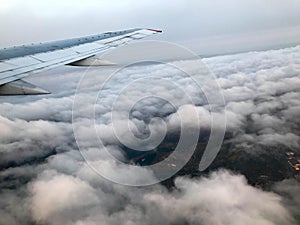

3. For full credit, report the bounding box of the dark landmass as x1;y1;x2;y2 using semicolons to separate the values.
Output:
123;130;299;190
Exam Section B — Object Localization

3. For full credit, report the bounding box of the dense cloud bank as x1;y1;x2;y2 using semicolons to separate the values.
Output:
0;45;300;224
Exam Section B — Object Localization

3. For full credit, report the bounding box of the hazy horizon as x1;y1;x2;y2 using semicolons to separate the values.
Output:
1;0;300;55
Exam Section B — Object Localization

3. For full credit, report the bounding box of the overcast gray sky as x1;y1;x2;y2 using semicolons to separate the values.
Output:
1;0;300;54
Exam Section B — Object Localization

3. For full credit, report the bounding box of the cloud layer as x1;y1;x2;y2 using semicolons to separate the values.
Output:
0;44;300;224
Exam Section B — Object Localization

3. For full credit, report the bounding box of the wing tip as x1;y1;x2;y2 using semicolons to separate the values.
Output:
146;28;163;33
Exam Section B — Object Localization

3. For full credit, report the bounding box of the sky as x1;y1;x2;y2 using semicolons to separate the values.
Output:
0;0;300;54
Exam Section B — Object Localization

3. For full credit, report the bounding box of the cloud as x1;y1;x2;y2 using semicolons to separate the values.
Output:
146;170;293;225
26;170;294;225
0;115;73;169
202;45;300;154
0;44;299;224
273;179;300;221
30;173;100;223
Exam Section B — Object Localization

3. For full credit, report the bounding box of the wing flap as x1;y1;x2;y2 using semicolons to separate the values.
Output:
70;43;105;53
32;49;76;62
0;61;17;72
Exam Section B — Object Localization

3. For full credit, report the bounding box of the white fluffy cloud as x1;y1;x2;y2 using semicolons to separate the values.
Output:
146;171;293;225
30;173;100;223
27;170;294;225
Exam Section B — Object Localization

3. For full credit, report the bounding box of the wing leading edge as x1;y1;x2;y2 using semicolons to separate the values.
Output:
0;28;162;95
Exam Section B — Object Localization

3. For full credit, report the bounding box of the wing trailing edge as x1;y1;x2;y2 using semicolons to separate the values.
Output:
68;56;116;66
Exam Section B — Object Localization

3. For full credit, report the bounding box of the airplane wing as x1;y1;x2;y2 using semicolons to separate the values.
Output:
0;28;162;95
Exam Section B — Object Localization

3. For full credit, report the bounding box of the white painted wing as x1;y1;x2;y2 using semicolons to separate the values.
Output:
0;28;162;95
